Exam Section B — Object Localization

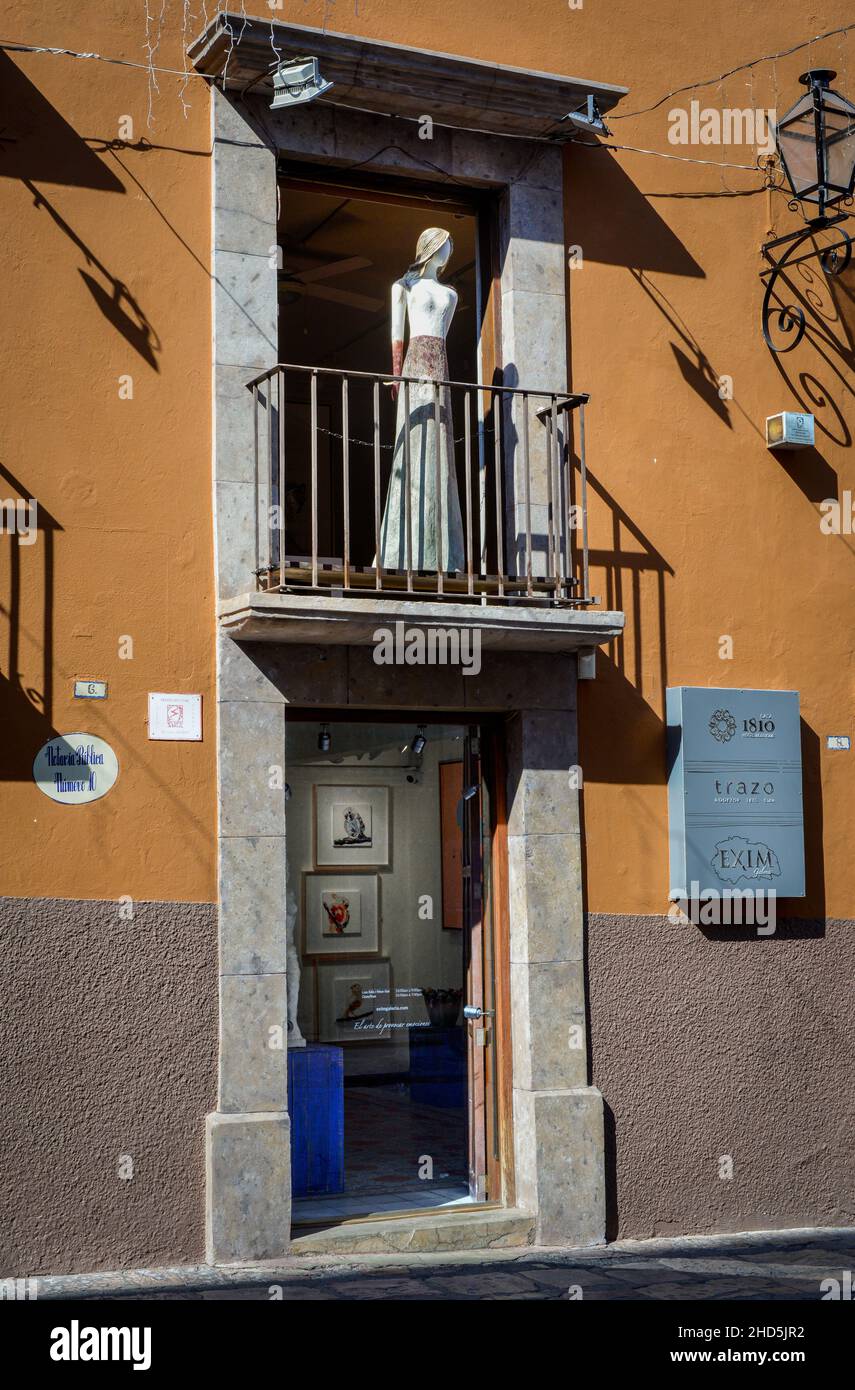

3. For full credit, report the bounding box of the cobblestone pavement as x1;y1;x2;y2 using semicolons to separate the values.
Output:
35;1226;855;1301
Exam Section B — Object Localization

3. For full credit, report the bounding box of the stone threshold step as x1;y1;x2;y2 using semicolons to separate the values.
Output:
288;1205;535;1256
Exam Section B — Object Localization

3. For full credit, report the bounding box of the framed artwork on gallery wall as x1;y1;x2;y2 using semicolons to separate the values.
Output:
313;785;390;869
314;957;392;1046
439;760;465;930
302;872;381;959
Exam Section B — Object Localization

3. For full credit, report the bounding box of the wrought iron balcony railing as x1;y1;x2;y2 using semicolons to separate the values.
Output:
246;363;592;607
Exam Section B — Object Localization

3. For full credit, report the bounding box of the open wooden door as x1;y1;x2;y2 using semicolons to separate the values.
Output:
462;724;501;1202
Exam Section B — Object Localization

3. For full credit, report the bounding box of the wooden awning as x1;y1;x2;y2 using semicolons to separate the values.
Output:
188;13;627;139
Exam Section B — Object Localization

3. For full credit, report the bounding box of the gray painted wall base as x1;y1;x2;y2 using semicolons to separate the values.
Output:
0;896;217;1275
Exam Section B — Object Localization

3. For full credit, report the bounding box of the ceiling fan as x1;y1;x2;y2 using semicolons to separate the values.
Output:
278;253;383;313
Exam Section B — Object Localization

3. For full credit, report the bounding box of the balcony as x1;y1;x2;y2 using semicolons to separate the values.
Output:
218;363;624;652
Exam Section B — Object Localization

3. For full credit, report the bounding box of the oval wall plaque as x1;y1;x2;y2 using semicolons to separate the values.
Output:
33;734;119;805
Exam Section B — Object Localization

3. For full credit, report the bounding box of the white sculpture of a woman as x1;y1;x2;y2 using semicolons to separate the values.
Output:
377;228;465;573
286;884;306;1047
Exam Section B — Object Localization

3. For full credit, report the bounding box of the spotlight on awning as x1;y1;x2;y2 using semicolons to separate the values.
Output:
270;56;334;110
561;94;611;137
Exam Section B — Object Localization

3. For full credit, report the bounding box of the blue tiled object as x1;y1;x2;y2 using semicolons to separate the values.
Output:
287;1044;345;1197
409;1026;466;1108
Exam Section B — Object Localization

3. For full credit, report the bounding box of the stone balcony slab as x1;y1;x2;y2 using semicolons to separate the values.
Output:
218;591;624;654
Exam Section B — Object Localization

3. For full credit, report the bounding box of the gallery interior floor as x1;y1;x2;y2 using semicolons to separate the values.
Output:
291;1081;473;1225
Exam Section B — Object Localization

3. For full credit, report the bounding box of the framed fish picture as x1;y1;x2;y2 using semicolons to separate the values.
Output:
313;785;390;869
302;872;381;958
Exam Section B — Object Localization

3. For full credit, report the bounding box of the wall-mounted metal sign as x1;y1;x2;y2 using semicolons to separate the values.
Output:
765;412;815;449
33;734;119;805
667;687;805;898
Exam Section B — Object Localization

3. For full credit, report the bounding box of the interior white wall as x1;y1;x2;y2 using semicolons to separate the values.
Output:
285;722;466;1075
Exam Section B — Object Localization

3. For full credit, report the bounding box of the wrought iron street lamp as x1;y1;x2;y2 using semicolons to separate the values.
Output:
761;69;855;352
775;69;855;220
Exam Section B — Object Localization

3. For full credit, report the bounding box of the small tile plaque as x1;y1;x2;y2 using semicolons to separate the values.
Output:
74;679;107;700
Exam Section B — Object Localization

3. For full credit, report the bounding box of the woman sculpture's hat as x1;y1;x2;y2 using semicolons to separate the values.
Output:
407;227;452;275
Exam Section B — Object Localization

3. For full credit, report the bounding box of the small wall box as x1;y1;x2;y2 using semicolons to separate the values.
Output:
766;412;815;449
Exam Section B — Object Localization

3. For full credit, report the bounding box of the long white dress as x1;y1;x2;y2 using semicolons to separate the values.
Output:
377;280;465;574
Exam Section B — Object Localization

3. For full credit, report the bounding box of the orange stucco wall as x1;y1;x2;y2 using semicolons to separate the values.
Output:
0;2;216;901
564;1;855;920
1;1;852;918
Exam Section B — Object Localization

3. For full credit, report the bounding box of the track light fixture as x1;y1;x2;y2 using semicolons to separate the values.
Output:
318;723;331;753
270;56;334;110
561;94;611;138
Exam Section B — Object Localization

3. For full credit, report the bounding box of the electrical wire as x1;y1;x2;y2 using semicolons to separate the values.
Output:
1;24;849;177
611;21;855;120
316;97;762;172
564;137;759;171
314;94;563;145
5;19;855;115
0;37;211;79
315;96;762;172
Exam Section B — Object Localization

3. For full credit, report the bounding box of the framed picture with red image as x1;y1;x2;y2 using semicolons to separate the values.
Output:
302;871;381;959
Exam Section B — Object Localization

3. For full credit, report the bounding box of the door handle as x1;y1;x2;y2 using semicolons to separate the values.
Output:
463;1004;495;1020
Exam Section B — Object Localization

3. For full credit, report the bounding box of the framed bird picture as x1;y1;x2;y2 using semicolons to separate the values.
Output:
314;958;392;1045
302;872;381;958
313;785;390;869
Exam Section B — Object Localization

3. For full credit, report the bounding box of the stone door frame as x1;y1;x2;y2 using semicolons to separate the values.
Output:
206;89;606;1261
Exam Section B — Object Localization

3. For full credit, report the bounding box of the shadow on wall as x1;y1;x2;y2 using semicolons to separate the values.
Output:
764;209;855;442
0;462;61;777
763;213;855;516
563;146;706;277
0;52;162;370
560;145;693;753
563;144;833;867
564;141;853;494
566;428;674;771
0;51;124;191
563;134;840;1246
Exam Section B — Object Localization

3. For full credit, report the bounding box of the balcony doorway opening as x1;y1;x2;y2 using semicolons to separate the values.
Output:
285;716;504;1226
278;174;481;388
267;169;509;587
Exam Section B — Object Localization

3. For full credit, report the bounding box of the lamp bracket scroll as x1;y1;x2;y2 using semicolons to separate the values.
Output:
761;68;855;352
760;212;852;354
